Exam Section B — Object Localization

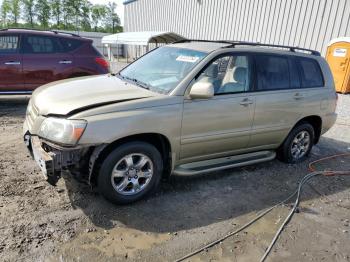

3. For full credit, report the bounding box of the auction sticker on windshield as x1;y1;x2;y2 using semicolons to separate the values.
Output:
176;55;200;63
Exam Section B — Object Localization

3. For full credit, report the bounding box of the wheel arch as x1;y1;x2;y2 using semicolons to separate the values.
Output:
291;115;322;144
89;133;172;185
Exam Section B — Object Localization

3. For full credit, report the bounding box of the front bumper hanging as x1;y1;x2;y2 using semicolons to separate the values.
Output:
25;135;62;185
24;134;87;185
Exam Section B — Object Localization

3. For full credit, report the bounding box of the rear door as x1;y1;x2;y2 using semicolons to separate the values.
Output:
0;34;24;92
22;34;73;91
248;54;303;148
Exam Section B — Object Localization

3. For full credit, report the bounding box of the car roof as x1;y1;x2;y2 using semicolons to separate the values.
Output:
0;28;87;41
168;41;320;58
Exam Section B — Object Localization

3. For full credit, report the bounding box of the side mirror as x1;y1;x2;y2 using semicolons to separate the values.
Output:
189;82;214;99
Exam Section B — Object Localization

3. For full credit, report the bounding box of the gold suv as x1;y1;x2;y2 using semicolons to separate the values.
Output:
23;40;337;204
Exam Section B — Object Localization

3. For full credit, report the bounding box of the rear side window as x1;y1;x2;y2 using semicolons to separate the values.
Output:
23;35;62;54
59;38;83;52
297;58;324;88
0;35;19;53
255;55;290;90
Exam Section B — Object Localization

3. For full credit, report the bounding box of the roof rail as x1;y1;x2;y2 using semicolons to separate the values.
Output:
51;30;80;37
0;28;81;37
228;41;320;56
173;39;234;45
173;39;320;56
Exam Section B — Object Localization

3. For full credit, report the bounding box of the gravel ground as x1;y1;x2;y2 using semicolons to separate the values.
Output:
0;94;350;262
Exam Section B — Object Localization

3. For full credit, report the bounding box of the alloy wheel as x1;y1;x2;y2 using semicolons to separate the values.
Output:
290;130;311;160
110;153;154;195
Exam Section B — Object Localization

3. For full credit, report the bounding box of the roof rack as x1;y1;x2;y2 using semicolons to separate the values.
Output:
51;30;80;37
173;39;234;45
0;28;81;38
173;39;320;56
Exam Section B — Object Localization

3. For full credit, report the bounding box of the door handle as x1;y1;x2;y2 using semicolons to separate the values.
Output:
294;93;304;100
59;60;72;64
4;61;21;65
240;98;253;106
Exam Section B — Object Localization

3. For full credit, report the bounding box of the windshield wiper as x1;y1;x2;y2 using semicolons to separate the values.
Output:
118;74;150;90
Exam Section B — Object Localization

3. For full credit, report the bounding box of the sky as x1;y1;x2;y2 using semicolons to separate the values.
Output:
0;0;125;26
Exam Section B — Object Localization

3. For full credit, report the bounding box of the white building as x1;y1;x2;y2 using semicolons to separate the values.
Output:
123;0;350;55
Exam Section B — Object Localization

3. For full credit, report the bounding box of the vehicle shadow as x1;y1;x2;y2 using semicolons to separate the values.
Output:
63;135;350;233
0;96;30;117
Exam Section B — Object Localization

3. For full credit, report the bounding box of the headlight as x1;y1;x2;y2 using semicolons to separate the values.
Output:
39;118;87;145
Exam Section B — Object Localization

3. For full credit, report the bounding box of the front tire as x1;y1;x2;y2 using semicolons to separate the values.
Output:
277;122;315;164
97;142;163;204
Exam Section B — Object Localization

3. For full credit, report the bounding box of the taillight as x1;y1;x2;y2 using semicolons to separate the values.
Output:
95;57;109;70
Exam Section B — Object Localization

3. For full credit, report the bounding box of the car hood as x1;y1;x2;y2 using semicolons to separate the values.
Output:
32;75;159;116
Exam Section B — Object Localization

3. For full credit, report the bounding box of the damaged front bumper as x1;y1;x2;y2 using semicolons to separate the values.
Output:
24;133;91;185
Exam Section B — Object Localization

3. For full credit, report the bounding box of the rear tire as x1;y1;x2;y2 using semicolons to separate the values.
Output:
97;142;163;204
277;122;315;164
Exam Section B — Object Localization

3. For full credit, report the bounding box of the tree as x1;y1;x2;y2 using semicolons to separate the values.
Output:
35;0;50;28
61;0;75;29
80;0;91;31
22;0;35;27
0;0;11;27
50;0;61;28
9;0;21;25
104;1;120;33
91;4;106;32
0;0;123;32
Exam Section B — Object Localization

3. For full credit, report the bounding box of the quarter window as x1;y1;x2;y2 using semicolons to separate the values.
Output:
194;55;251;95
256;55;290;90
297;58;324;88
23;35;62;54
0;35;19;53
60;38;83;52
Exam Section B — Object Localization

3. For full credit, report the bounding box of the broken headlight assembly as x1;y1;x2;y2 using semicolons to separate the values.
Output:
38;118;87;146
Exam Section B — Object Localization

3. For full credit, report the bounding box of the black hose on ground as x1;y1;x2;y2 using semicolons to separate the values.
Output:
174;153;350;262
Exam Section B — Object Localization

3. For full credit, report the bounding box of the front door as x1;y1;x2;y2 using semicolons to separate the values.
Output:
0;34;24;92
22;34;73;91
180;54;255;162
326;43;350;93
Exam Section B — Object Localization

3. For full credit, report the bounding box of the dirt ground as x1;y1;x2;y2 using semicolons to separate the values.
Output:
1;94;350;262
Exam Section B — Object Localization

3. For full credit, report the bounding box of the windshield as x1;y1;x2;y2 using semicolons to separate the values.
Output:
119;46;207;94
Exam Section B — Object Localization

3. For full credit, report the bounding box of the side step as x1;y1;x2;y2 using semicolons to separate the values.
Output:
173;151;276;176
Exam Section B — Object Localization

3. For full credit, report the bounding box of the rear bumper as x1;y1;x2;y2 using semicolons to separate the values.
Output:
321;112;337;135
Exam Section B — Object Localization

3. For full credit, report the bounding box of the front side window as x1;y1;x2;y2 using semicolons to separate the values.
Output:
256;55;290;90
193;54;251;95
23;35;61;54
119;46;207;94
297;57;324;88
0;35;19;53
